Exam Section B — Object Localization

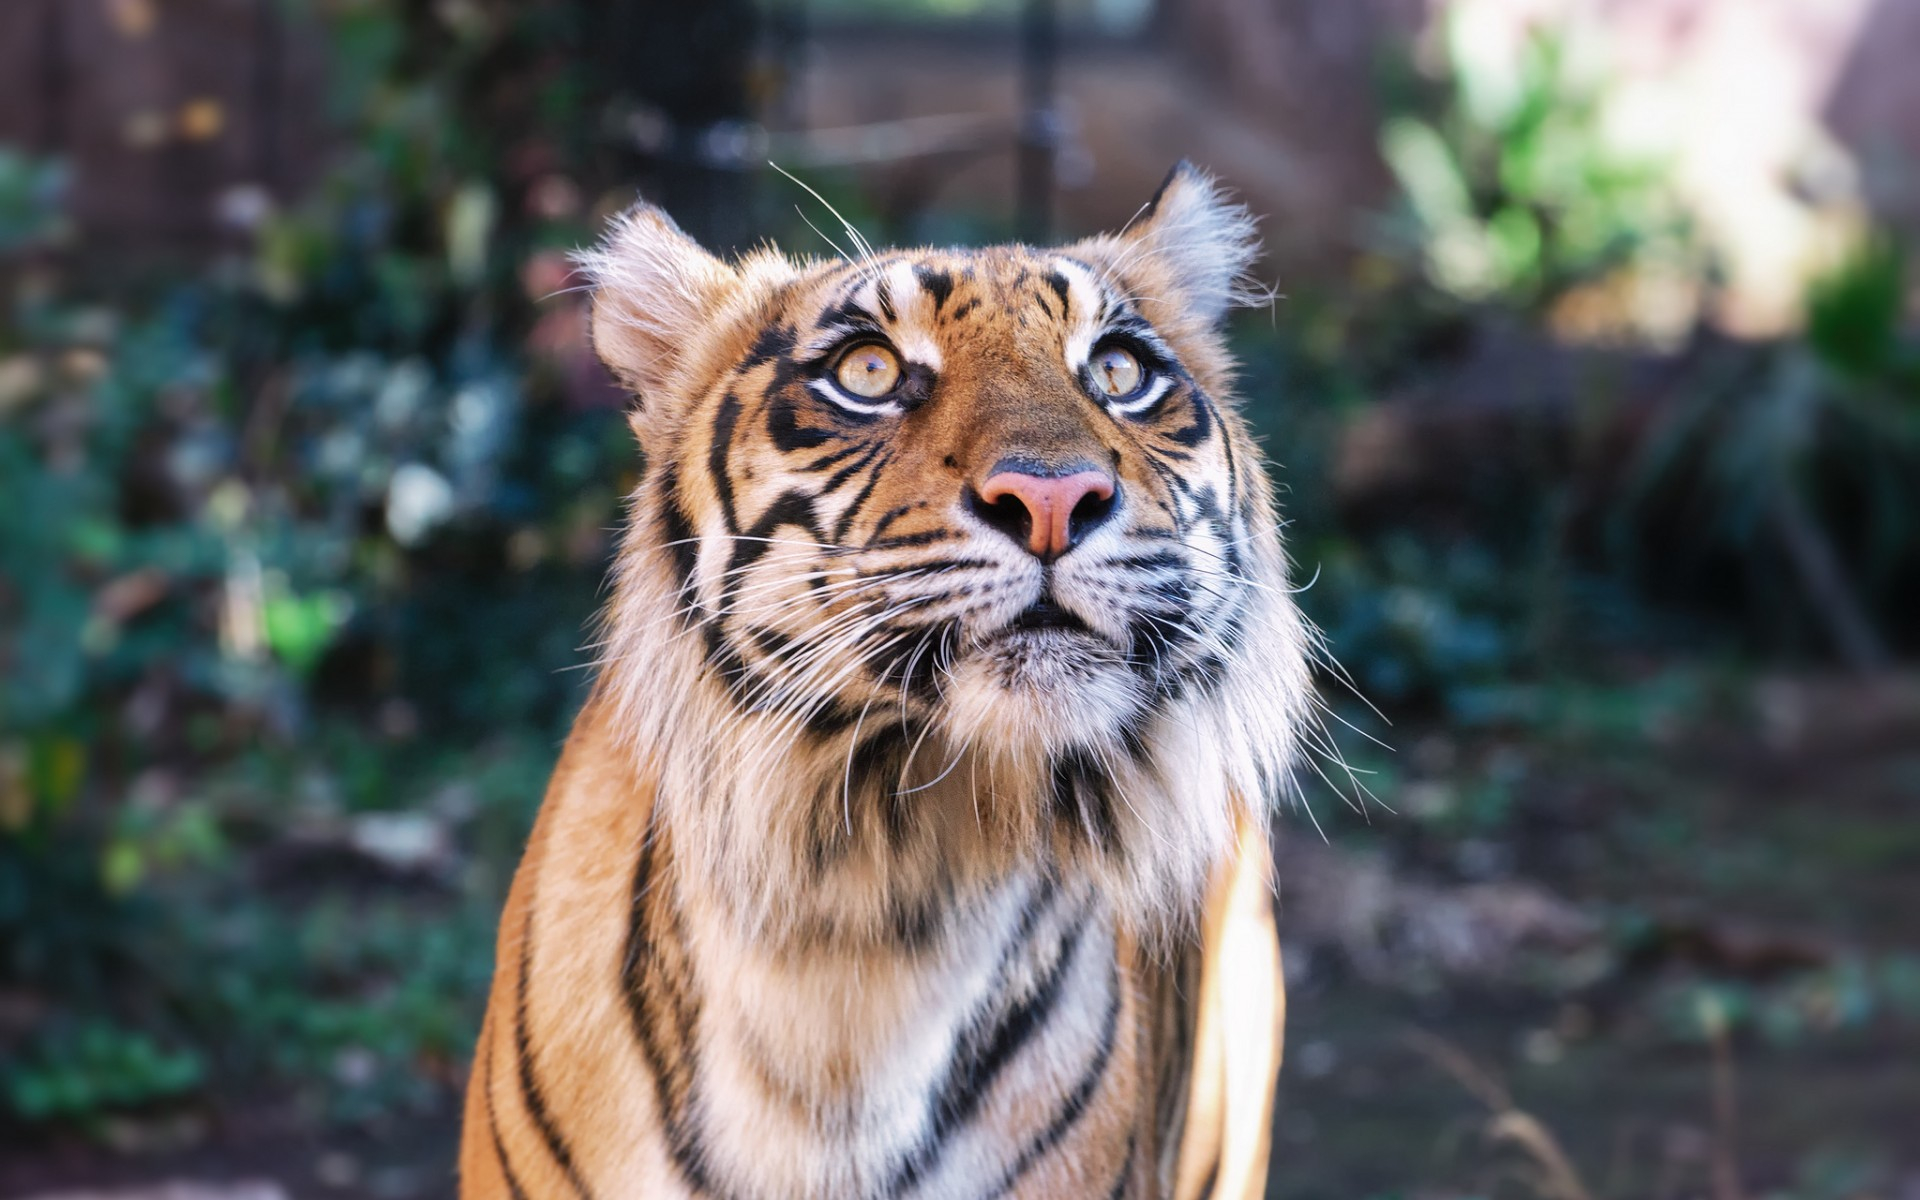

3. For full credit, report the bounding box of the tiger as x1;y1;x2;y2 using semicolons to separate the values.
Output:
459;161;1313;1200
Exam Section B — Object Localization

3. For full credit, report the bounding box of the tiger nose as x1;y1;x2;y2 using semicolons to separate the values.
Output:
971;465;1118;560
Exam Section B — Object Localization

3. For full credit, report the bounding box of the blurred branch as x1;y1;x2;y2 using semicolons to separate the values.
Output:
1770;484;1891;675
1403;1028;1595;1200
1697;995;1747;1200
624;108;1010;170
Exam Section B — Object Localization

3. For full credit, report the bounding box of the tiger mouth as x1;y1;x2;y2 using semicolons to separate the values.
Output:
1007;597;1093;634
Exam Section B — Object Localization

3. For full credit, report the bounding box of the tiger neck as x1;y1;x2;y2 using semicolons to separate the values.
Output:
638;813;1124;1181
605;677;1148;1189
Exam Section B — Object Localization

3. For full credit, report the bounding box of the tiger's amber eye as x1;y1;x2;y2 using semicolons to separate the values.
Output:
1091;345;1143;397
834;344;902;399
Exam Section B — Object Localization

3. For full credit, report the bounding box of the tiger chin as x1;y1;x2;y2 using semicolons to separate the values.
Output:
460;163;1313;1200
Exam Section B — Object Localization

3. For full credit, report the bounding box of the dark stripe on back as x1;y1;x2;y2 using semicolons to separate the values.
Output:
621;821;730;1198
513;891;596;1199
978;952;1125;1200
483;1021;532;1200
882;881;1076;1196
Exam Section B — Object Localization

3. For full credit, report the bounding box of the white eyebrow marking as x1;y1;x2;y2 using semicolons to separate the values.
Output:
886;259;943;371
1055;259;1111;371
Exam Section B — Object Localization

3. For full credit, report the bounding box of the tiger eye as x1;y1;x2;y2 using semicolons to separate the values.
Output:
834;344;902;399
1091;345;1143;397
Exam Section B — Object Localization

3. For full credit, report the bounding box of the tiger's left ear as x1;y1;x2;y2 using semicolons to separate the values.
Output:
1091;161;1264;327
577;201;740;410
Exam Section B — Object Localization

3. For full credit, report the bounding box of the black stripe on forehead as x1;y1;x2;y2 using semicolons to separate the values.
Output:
810;256;907;330
1057;256;1120;323
1044;269;1071;319
913;265;955;313
741;322;796;369
815;296;884;333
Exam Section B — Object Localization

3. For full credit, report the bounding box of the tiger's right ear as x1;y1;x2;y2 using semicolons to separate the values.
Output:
577;202;738;407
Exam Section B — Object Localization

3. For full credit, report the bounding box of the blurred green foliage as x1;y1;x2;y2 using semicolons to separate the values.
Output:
1358;3;1919;671
1;0;624;1131
1622;238;1920;664
1378;8;1700;310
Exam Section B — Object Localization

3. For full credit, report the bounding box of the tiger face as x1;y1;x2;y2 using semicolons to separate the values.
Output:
585;165;1310;937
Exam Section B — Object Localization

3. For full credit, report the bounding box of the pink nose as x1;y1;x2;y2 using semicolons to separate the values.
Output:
976;469;1117;559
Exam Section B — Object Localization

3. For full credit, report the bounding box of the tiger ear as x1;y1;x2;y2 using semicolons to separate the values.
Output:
1110;161;1264;325
578;201;738;406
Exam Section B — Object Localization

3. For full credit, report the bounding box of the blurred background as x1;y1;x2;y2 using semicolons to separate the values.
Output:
1;1;1917;1197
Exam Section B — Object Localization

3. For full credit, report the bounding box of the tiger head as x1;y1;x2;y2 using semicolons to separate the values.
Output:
584;164;1312;941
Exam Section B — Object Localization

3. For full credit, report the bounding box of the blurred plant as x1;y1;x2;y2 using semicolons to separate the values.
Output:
0;0;633;1131
0;149;69;253
4;1021;204;1124
1654;954;1920;1049
1623;234;1920;667
1379;8;1704;340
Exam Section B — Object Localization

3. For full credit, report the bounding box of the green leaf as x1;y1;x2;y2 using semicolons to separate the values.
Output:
263;588;354;678
1807;234;1907;380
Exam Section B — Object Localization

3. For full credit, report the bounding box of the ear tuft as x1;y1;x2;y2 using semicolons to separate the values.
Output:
575;202;737;406
1123;162;1265;324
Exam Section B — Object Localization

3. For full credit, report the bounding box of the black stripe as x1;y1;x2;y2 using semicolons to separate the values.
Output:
831;452;891;541
1166;389;1213;447
482;1020;532;1200
800;440;869;473
741;322;796;368
883;882;1076;1196
1193;1154;1221;1200
621;822;730;1199
1050;750;1119;854
867;528;957;551
915;266;955;313
1045;270;1071;319
818;441;885;495
513;895;595;1199
1210;390;1241;520
656;464;700;616
718;490;827;603
888;555;993;575
868;502;921;542
708;394;743;533
768;390;836;453
1107;549;1186;573
1103;1134;1136;1200
979;952;1125;1200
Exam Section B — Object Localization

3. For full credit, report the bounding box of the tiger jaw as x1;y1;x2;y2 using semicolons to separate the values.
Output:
941;621;1144;762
